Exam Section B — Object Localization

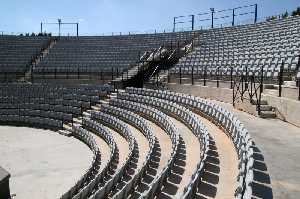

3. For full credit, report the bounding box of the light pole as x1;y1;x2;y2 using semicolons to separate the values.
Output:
58;19;62;36
210;8;215;29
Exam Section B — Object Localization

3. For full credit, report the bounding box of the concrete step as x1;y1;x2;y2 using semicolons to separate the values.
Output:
73;117;82;124
259;105;273;111
251;99;268;105
58;129;73;137
260;111;277;119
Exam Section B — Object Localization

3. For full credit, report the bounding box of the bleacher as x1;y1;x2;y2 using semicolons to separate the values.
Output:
0;36;50;73
170;16;300;81
33;31;199;74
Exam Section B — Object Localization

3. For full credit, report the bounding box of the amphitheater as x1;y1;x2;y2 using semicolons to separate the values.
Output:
0;12;300;199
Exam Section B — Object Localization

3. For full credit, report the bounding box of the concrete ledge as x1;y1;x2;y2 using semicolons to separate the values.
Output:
0;167;10;199
167;83;300;128
167;83;232;103
262;94;300;127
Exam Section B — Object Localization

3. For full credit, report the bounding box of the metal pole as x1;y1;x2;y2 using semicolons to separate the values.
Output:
179;67;182;84
58;20;61;36
232;9;235;26
76;23;79;36
217;67;219;88
191;15;195;31
173;17;176;32
279;61;284;97
260;65;264;94
191;67;194;85
204;65;207;86
230;67;233;89
254;4;258;23
40;22;43;34
210;8;215;29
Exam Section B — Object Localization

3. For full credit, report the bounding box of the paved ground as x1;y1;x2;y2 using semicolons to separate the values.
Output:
214;100;300;199
0;126;92;199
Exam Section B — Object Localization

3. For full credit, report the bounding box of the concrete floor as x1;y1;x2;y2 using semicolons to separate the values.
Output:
0;126;93;199
214;100;300;199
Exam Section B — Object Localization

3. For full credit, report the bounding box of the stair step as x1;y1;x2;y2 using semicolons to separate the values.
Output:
58;130;73;137
260;111;276;119
251;99;268;105
259;105;273;111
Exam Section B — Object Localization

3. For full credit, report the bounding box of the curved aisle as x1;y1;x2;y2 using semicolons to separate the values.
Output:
194;115;238;199
0;125;93;199
169;117;201;198
91;133;111;171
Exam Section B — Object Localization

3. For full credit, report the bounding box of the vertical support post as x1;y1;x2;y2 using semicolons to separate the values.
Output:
232;9;235;26
254;4;258;24
179;67;182;84
233;80;235;106
101;70;103;81
191;15;195;31
210;8;215;29
260;65;264;94
58;19;62;37
204;65;207;86
111;67;114;80
217;67;219;88
76;23;79;37
40;22;43;34
54;68;57;79
173;17;176;32
230;67;233;89
278;61;284;97
191;67;194;85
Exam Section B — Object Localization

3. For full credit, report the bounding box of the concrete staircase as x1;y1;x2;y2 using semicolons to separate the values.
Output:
251;99;277;119
24;37;57;82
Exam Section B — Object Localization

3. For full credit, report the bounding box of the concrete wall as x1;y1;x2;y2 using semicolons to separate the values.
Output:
262;94;300;127
167;83;233;103
167;83;300;128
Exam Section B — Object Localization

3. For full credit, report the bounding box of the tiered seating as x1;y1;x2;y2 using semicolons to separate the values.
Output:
34;31;199;73
88;111;139;198
80;118;119;199
171;16;300;80
126;87;256;198
0;36;50;73
109;98;180;198
61;126;101;199
116;91;210;197
0;83;112;129
99;103;160;197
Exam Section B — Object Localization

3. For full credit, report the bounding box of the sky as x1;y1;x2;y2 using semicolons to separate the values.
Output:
0;0;299;36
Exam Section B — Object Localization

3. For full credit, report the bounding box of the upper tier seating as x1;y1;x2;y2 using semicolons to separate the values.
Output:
171;16;300;79
0;36;50;73
34;31;199;73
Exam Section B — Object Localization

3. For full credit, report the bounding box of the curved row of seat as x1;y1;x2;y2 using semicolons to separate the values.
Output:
116;91;210;198
88;111;138;199
60;126;101;199
80;118;119;199
126;87;256;199
0;108;72;123
108;98;181;198
99;103;160;198
0;114;62;129
0;102;82;116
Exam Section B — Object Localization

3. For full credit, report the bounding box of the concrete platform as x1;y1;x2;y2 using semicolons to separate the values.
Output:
213;101;300;199
0;125;93;199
